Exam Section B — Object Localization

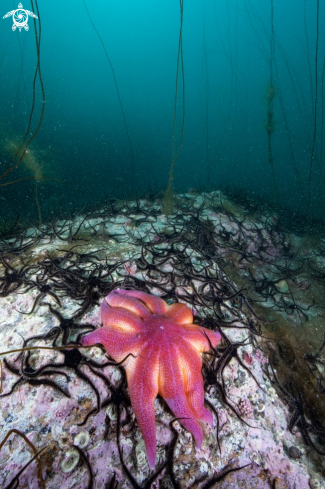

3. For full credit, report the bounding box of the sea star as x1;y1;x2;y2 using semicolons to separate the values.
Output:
81;288;221;468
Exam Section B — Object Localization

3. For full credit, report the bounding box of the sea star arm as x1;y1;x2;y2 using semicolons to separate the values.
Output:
101;300;144;333
105;289;151;319
181;326;221;353
126;343;160;469
114;289;168;315
81;327;143;364
159;343;204;449
177;340;213;426
166;303;193;324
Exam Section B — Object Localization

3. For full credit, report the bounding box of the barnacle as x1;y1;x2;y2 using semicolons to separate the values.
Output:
74;431;90;449
60;448;80;473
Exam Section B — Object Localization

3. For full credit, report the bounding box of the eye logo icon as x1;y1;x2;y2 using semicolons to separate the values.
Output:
3;3;38;32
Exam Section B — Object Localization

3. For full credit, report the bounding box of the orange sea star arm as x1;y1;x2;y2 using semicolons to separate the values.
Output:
126;342;160;469
177;339;213;426
116;289;168;315
81;327;143;364
101;300;144;333
158;342;204;449
166;303;193;324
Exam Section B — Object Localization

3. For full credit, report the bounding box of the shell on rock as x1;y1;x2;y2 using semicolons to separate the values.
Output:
74;431;90;449
60;448;80;473
309;476;322;489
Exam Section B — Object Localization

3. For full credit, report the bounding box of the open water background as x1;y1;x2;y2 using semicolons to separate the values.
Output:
0;0;324;228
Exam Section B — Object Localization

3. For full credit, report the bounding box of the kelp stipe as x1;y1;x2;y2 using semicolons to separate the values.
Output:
265;0;279;205
162;184;175;216
307;0;320;230
0;429;46;489
163;0;185;216
82;0;135;193
0;0;45;244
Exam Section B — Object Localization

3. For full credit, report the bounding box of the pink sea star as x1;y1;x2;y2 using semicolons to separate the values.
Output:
81;288;221;468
